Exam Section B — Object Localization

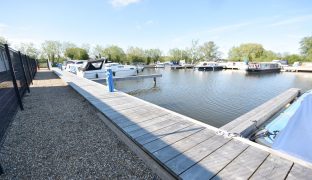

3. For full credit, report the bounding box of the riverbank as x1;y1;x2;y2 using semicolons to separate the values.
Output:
0;70;158;179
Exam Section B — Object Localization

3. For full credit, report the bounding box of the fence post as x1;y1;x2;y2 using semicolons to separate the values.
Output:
0;163;3;175
106;69;114;92
4;44;24;110
24;55;33;84
18;51;30;93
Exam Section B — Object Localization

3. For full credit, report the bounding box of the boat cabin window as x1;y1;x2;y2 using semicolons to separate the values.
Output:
76;62;84;64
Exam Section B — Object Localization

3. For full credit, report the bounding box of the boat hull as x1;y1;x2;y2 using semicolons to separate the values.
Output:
246;68;281;73
197;66;223;71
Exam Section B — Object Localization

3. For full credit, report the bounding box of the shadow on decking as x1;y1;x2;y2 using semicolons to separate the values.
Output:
54;71;222;179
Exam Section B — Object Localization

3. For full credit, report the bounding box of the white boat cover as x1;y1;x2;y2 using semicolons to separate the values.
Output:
272;94;312;163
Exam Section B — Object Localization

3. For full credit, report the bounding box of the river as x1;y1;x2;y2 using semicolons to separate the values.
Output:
112;68;312;128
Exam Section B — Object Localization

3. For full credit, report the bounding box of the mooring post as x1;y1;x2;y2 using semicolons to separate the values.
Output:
106;69;114;92
153;77;156;85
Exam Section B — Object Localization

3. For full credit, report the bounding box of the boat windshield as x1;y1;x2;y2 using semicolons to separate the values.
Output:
85;61;103;71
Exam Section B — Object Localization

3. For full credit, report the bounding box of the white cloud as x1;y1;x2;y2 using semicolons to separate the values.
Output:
145;20;154;25
110;0;142;7
270;14;312;26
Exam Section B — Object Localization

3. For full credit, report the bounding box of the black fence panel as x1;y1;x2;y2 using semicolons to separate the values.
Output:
0;44;37;142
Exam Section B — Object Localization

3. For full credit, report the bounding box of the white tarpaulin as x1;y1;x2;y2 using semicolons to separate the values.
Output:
272;94;312;163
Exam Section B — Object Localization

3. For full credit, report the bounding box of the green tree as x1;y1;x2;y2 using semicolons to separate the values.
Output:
168;48;183;61
102;45;126;63
41;40;62;63
284;54;303;65
92;45;104;58
18;42;39;58
126;47;145;64
300;36;312;61
259;50;278;61
187;39;202;64
0;36;9;45
228;43;264;62
145;49;162;63
81;43;91;54
64;47;89;60
199;41;219;61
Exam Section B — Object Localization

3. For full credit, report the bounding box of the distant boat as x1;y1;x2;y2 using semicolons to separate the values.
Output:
195;61;223;71
77;59;137;79
247;62;281;73
64;60;88;74
155;61;165;68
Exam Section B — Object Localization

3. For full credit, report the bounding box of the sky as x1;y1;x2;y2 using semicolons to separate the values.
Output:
1;0;312;57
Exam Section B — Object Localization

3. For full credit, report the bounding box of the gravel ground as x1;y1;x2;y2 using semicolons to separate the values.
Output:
0;70;159;179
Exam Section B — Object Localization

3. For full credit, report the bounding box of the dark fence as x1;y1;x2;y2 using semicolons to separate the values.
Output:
0;43;37;143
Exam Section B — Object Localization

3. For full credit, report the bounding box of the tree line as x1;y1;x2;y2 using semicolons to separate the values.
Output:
1;35;311;65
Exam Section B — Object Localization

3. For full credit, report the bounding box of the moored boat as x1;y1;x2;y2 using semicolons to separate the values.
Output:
155;61;165;68
77;59;137;79
195;61;223;71
247;62;281;73
252;89;312;147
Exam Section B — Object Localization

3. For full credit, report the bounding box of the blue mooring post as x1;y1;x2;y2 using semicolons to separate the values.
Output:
106;69;114;92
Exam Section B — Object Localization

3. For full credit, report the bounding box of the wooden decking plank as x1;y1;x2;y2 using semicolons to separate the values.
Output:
213;146;269;179
250;154;293;180
143;124;205;153
127;118;180;139
123;114;175;133
153;129;215;163
180;139;248;179
101;104;154;118
117;112;171;128
165;135;230;175
287;163;312;179
135;121;192;145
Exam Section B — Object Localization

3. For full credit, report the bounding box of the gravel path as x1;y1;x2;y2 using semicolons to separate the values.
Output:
0;70;159;179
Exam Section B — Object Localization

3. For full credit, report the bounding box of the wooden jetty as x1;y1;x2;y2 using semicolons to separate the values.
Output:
91;74;162;83
283;66;312;72
171;65;194;70
53;68;312;179
221;88;300;137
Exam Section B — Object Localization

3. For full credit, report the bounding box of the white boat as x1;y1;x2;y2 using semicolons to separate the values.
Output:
77;59;137;79
64;60;88;74
247;62;281;73
195;61;223;71
223;62;248;70
155;61;165;68
252;90;312;163
136;65;144;72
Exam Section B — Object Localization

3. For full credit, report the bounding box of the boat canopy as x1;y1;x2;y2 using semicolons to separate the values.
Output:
272;94;312;163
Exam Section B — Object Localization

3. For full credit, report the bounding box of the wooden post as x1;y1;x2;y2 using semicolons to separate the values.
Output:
18;51;30;93
153;77;156;85
4;44;24;110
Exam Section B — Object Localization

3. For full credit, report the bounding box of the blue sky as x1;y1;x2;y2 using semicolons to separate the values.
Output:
1;0;312;57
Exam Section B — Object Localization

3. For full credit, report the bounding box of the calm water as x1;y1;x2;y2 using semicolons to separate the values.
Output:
111;68;312;128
